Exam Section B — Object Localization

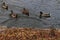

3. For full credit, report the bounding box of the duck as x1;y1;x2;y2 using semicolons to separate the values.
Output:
22;8;29;16
9;10;18;18
39;11;50;18
2;2;8;10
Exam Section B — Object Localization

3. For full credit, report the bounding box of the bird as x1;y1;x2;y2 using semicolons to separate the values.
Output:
9;10;18;18
22;8;29;16
2;2;8;10
39;11;50;18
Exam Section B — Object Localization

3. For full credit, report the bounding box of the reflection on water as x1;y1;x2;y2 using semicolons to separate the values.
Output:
0;0;60;28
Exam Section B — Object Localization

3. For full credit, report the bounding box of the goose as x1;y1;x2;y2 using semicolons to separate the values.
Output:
22;8;29;16
39;11;50;18
9;10;18;18
2;2;8;10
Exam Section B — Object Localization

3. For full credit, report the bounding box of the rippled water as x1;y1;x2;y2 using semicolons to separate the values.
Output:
0;0;60;28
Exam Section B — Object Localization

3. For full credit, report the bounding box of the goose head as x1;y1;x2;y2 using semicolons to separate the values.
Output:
2;2;5;6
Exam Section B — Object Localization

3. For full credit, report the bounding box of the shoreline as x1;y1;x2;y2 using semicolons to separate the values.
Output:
0;25;60;30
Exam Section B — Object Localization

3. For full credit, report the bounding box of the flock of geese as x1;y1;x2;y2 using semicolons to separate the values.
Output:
2;2;50;19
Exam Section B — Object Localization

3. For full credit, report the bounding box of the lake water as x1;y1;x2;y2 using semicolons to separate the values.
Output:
0;0;60;28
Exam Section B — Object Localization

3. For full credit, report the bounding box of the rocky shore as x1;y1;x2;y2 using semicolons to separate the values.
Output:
0;26;60;40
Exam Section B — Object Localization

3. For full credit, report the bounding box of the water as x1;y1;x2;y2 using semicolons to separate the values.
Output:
0;0;60;28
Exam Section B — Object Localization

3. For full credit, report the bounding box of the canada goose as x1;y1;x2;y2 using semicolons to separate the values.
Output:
39;11;50;18
9;10;18;18
22;8;29;16
2;2;8;10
